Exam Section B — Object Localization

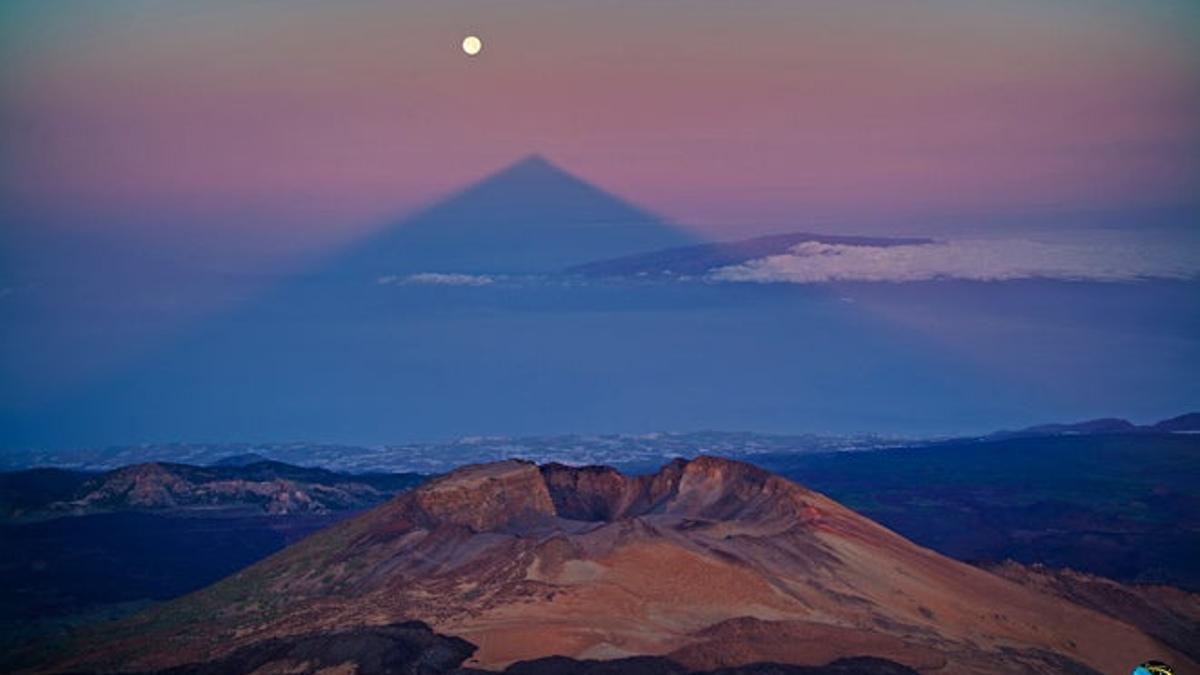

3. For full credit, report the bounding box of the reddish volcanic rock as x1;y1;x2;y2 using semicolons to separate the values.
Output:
985;560;1200;664
538;456;824;527
56;457;1198;675
77;464;192;509
540;463;633;521
411;460;556;532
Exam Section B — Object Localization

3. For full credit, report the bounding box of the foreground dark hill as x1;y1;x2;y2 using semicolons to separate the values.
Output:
123;621;919;675
57;458;1191;674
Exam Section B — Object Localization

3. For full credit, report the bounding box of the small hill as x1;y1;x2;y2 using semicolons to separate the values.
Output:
1154;412;1200;432
3;461;424;519
989;412;1200;439
994;417;1140;439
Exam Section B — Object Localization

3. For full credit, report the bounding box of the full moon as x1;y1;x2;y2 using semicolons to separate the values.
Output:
462;35;482;56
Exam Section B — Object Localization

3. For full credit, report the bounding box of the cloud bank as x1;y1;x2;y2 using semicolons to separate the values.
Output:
709;238;1200;284
377;273;496;287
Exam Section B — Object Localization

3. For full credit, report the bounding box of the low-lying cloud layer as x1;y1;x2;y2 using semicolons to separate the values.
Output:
378;273;496;287
710;238;1200;284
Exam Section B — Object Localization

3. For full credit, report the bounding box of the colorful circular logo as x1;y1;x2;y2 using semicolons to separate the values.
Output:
1133;661;1174;675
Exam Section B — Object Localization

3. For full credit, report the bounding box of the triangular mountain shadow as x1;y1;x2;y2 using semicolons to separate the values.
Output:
7;156;711;445
11;154;987;449
313;154;697;280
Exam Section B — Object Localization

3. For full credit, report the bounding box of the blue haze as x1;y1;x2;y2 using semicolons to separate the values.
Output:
1;158;1197;450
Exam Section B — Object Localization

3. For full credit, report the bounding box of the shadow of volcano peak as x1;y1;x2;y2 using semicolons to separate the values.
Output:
314;153;698;281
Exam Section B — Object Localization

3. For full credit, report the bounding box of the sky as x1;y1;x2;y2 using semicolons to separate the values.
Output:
1;0;1198;449
4;0;1198;240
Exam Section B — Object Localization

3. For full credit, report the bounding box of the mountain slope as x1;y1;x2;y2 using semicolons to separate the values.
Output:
985;561;1200;664
59;457;1192;674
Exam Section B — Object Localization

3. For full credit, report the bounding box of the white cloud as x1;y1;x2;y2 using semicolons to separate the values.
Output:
377;273;496;287
709;237;1200;284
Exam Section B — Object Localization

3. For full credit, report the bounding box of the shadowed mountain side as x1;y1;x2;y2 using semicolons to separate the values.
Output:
53;458;1194;675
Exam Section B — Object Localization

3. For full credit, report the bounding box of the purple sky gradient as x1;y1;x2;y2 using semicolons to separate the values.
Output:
3;0;1197;258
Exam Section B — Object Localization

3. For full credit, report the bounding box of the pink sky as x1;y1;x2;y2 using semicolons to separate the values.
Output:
2;0;1198;259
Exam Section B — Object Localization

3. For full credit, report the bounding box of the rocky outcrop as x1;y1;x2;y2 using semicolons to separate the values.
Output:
540;463;634;521
413;460;556;531
19;461;425;518
540;456;822;526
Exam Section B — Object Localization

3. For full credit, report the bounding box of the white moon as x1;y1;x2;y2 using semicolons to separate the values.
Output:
462;35;482;56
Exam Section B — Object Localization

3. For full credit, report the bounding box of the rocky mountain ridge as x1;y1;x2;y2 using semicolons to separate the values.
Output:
0;461;424;520
52;457;1194;674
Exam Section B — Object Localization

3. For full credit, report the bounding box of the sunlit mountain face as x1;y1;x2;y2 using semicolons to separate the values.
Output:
45;458;1198;674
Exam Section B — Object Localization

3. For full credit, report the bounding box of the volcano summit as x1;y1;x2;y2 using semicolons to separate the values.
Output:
59;457;1191;674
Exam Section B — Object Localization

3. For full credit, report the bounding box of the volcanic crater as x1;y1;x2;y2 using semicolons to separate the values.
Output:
58;457;1195;674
